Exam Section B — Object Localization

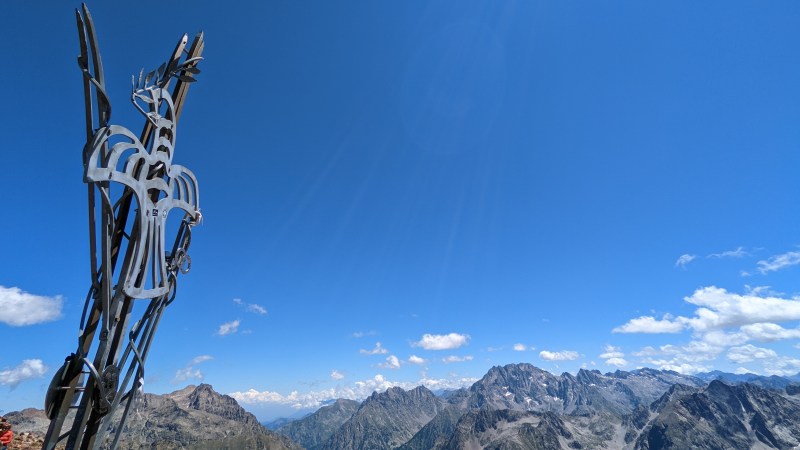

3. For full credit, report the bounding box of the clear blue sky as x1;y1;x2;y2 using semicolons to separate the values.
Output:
3;1;800;421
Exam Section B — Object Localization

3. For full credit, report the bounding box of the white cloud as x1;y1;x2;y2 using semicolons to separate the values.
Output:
247;304;267;315
360;342;388;355
513;343;529;352
727;345;778;364
740;323;800;342
379;355;401;369
174;367;204;382
216;320;240;336
699;330;748;347
0;286;63;326
539;350;579;361
649;362;710;375
442;355;473;363
0;359;48;387
617;287;800;337
229;373;478;409
631;346;659;357
233;298;267;315
681;287;800;332
757;250;800;274
408;355;426;364
330;370;345;380
708;247;748;259
613;316;685;334
174;355;213;383
634;340;721;374
605;358;627;367
734;367;754;375
190;355;213;365
599;345;627;367
675;254;696;269
763;357;800;376
599;345;624;359
413;333;470;350
353;331;376;338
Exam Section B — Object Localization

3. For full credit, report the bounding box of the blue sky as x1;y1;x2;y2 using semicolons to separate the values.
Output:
3;1;800;421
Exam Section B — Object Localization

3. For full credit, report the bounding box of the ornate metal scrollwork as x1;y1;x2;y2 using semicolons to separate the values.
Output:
42;5;204;450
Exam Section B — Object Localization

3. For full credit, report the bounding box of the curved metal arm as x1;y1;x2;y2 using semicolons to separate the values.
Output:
42;6;203;450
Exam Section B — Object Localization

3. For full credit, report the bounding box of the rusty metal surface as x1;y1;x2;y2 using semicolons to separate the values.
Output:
42;5;203;450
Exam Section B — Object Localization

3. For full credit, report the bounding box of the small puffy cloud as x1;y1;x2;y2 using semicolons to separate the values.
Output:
675;254;696;269
605;358;627;367
413;333;470;350
330;370;345;380
600;345;627;367
734;367;754;375
216;320;240;336
513;343;529;352
613;316;685;334
379;355;401;369
230;373;477;409
0;359;48;387
174;355;213;383
360;342;388;355
708;247;748;259
442;355;473;363
727;345;778;364
539;350;579;361
408;355;426;364
174;367;204;382
757;250;800;274
233;298;267;315
599;345;624;359
0;286;63;326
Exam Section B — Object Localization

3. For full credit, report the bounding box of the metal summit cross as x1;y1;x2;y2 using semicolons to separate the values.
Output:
42;5;203;449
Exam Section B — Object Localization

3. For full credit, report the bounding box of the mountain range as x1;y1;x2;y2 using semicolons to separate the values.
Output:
6;364;800;449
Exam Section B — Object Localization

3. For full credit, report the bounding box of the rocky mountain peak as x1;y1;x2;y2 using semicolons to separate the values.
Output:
183;383;260;426
576;368;604;384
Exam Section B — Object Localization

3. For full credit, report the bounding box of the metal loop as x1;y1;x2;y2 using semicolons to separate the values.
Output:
180;253;191;274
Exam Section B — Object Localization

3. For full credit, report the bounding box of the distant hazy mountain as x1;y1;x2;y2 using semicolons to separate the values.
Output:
264;417;296;431
694;370;800;390
277;399;360;450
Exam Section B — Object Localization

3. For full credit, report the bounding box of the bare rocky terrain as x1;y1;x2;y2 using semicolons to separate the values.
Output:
7;365;800;449
5;384;298;450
